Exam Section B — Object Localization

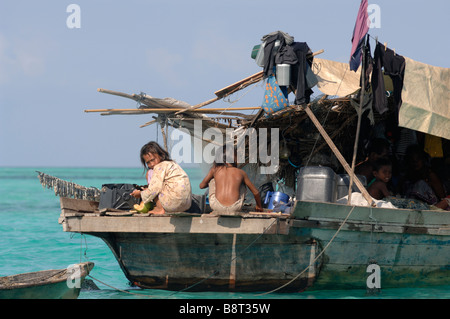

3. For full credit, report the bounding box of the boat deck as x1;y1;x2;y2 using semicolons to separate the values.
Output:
59;197;291;235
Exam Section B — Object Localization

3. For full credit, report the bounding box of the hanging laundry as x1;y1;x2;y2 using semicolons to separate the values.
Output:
361;36;373;93
261;30;294;46
260;31;314;105
383;47;405;112
349;0;369;71
371;42;388;114
371;42;406;117
262;32;292;78
289;42;314;105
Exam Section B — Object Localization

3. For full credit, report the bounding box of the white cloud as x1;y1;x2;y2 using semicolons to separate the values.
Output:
0;32;47;84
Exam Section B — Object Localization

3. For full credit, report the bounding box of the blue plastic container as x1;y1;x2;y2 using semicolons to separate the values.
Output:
264;191;290;210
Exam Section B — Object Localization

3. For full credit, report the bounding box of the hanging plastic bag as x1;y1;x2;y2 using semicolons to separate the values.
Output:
262;75;289;115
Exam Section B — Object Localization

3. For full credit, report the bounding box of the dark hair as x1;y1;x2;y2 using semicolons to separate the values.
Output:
372;157;392;172
213;144;237;168
140;141;172;168
369;138;390;155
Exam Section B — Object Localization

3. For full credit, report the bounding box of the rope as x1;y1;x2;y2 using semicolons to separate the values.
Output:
87;274;155;298
219;79;263;117
74;233;156;298
256;205;356;295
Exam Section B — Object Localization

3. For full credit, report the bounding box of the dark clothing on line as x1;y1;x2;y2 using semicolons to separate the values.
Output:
372;42;388;114
262;33;288;78
372;43;406;116
289;42;313;105
262;32;314;105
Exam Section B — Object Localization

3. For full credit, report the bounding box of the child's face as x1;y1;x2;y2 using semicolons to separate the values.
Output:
143;152;161;169
409;153;424;170
373;165;392;183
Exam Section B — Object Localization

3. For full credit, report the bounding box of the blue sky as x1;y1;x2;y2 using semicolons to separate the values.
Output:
0;0;448;167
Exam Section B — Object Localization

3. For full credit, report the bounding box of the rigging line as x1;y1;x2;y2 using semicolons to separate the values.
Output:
75;234;155;298
156;119;159;144
79;233;83;263
256;205;356;296
78;233;90;263
168;217;279;296
219;79;262;117
87;274;156;298
368;205;379;259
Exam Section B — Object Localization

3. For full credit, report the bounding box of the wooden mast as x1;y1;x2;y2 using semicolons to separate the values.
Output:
347;35;367;204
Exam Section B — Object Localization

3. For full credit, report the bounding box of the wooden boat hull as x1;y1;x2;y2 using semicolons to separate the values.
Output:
59;197;450;292
291;201;450;290
98;232;321;292
0;262;94;299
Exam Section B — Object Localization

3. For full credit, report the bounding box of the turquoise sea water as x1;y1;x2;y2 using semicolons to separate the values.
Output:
0;167;448;301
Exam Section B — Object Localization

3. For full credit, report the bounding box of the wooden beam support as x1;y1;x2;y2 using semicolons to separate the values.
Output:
85;107;261;114
303;104;375;207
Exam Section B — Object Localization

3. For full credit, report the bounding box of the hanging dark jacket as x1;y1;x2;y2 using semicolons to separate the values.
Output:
289;42;313;105
262;33;287;78
262;32;313;105
371;42;388;114
383;47;405;112
372;43;406;115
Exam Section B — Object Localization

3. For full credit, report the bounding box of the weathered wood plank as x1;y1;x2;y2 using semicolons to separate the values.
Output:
60;197;98;212
60;214;289;235
293;200;450;227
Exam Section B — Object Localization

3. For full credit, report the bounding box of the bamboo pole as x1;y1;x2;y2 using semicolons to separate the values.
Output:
85;107;261;113
310;113;358;157
98;110;253;118
303;104;375;207
140;119;158;128
175;49;325;116
174;76;262;115
159;118;168;151
348;36;367;204
97;88;139;100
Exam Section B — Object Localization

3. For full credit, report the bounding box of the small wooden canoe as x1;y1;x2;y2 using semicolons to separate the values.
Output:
0;262;94;299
